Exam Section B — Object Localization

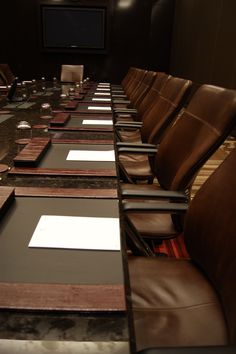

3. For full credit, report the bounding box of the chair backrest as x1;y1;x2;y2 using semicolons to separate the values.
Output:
155;85;236;191
136;72;169;118
120;66;138;88
140;75;192;144
184;147;236;344
0;63;15;85
124;68;147;98
130;70;157;108
60;64;84;82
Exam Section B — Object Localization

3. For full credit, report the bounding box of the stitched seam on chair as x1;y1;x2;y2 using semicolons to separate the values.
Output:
185;111;221;136
158;95;178;107
134;302;219;312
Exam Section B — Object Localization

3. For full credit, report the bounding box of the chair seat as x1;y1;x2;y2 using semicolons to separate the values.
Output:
118;129;142;142
127;211;177;238
119;154;153;181
129;256;228;351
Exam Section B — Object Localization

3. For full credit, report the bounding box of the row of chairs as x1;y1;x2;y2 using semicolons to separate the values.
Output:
112;68;236;255
113;68;236;352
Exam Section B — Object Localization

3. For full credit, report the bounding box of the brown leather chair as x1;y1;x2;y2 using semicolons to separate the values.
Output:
120;84;236;252
111;66;139;92
113;70;157;110
60;64;84;82
0;63;15;85
116;75;192;145
114;71;169;123
117;76;193;183
115;68;147;102
128;146;236;352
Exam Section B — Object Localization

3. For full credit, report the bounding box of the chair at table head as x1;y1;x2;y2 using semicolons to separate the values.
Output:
0;63;15;85
60;64;84;83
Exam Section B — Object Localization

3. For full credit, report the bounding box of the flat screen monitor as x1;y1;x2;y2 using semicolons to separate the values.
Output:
41;6;106;52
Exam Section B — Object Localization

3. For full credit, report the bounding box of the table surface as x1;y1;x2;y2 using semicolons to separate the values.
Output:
0;82;133;353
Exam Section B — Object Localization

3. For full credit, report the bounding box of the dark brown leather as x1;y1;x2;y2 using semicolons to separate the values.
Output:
122;85;236;239
118;76;192;181
129;148;236;350
155;85;236;190
184;147;236;344
129;257;228;350
116;72;169;123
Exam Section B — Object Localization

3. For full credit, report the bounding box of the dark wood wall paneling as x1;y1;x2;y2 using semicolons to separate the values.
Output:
0;0;175;83
170;0;236;89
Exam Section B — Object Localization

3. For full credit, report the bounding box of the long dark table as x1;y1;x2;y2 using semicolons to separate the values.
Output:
0;82;133;353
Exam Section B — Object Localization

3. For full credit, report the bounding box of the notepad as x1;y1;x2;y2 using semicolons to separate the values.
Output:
92;98;111;102
88;106;111;111
67;149;115;161
82;120;113;125
96;88;110;91
98;82;110;85
28;215;120;251
94;92;111;96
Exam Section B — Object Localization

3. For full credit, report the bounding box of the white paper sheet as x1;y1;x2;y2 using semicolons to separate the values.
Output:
67;149;115;161
88;106;111;111
98;82;110;86
28;215;120;251
82;120;113;125
92;98;111;102
96;88;110;91
94;92;111;96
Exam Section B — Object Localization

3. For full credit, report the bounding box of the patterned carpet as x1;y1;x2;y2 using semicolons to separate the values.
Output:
154;138;236;258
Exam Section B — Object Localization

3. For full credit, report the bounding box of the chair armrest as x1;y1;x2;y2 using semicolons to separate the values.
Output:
115;121;143;128
114;108;138;114
121;189;188;201
117;142;156;149
112;94;127;98
122;201;188;213
118;147;157;154
113;99;131;104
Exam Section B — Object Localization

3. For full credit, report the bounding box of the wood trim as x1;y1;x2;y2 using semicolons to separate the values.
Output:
14;187;117;198
52;110;113;119
51;138;114;144
64;101;78;110
49;126;113;132
76;109;112;114
50;112;71;126
13;137;51;167
9;167;117;177
0;283;126;311
0;186;15;218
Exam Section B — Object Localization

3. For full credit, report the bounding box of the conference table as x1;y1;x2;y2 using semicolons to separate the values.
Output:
0;81;133;353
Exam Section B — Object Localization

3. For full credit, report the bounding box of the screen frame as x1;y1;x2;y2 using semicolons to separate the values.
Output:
39;3;109;54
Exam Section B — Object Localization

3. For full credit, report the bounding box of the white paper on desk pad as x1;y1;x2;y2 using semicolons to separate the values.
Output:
96;88;110;91
94;92;111;96
82;120;113;125
28;215;120;251
98;82;110;85
88;106;111;111
92;98;111;102
66;149;115;161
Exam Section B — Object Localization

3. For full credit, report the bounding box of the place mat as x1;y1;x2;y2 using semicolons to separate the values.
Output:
0;114;14;123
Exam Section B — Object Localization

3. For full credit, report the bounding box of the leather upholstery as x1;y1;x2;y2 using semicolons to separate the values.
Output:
129;147;236;350
115;71;169;126
122;85;236;240
60;64;84;82
118;76;192;181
